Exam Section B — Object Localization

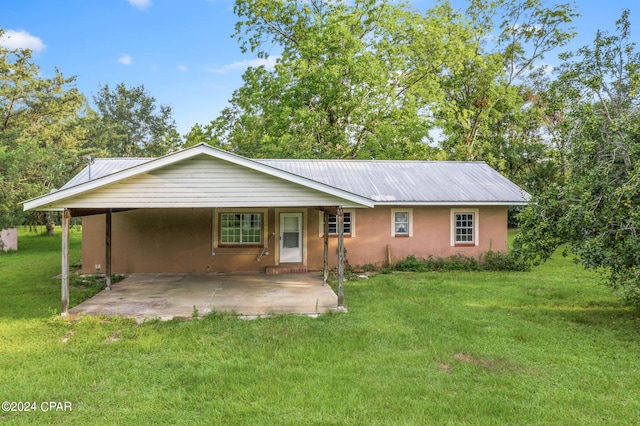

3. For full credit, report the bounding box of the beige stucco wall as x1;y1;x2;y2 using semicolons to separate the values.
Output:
82;205;508;274
306;205;508;269
82;208;277;274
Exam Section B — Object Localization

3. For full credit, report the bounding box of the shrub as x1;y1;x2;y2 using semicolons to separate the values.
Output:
482;250;528;271
385;251;526;273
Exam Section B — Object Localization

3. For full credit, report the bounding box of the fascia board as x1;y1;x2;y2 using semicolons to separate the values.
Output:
372;201;530;206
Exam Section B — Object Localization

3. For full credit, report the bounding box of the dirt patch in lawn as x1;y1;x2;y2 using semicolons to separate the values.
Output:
452;352;522;373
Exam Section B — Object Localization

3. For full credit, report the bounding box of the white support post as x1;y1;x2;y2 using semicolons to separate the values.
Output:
337;206;345;307
61;209;70;316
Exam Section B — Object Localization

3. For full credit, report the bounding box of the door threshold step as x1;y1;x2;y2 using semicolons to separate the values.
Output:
265;266;308;275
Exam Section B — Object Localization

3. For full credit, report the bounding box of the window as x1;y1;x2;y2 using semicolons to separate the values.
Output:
220;213;262;245
455;213;474;242
328;212;351;235
395;212;409;234
319;210;355;237
450;209;478;246
391;209;412;237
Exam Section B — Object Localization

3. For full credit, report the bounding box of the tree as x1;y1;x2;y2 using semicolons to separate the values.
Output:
514;10;640;306
85;82;182;157
0;30;86;229
434;0;577;189
197;0;470;159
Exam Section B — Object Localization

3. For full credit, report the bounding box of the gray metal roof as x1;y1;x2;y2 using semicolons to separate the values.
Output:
61;156;530;204
258;160;530;204
61;158;153;189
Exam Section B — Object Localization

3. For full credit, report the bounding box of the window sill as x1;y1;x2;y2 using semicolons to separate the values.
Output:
218;244;264;248
393;234;410;238
454;242;475;247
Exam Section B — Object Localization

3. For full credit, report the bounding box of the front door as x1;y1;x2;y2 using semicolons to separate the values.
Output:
280;213;302;263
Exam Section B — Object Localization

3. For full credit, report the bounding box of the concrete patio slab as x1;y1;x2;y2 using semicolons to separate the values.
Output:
69;272;338;319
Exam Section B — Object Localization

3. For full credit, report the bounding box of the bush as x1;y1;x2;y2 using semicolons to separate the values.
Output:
482;250;528;271
384;251;526;273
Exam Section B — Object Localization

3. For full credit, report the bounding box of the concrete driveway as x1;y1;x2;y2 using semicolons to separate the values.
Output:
69;272;338;319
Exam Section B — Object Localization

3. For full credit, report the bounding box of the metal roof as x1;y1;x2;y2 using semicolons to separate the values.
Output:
61;158;153;189
60;155;529;205
258;159;530;204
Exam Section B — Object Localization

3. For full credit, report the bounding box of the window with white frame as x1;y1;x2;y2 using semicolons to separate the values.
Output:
328;212;351;235
391;209;413;237
220;213;262;245
319;210;354;236
455;213;474;242
450;209;479;246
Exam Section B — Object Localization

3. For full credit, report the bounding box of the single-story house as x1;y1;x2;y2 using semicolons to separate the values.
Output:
24;143;529;314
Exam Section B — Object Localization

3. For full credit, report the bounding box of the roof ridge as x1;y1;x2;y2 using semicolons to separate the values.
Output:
94;157;154;161
257;159;487;164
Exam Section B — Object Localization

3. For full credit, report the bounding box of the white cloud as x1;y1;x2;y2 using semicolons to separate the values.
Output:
127;0;151;9
177;65;188;72
0;29;46;52
118;54;132;65
207;56;279;74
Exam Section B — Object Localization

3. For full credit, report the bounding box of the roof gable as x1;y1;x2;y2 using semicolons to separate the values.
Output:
24;144;373;211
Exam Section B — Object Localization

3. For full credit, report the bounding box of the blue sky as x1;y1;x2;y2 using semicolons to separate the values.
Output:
1;0;638;135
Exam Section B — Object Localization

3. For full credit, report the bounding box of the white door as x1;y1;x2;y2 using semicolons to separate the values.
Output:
280;213;302;263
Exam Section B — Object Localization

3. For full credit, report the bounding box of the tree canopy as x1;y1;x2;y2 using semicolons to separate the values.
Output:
0;30;182;229
198;0;466;159
514;9;640;306
0;32;86;229
192;0;577;172
85;82;182;158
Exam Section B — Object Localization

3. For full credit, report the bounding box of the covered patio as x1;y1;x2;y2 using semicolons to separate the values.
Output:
69;272;338;319
23;145;374;317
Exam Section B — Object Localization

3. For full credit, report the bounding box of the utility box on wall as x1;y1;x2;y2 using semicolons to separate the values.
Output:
0;228;18;252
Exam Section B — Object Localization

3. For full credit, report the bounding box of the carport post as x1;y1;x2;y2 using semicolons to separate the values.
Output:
105;209;112;290
323;210;329;286
61;209;70;316
337;206;345;307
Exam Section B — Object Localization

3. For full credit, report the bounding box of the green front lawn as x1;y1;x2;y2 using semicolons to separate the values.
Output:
0;228;638;424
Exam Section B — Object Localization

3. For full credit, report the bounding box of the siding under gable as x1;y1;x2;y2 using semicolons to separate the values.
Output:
49;155;364;209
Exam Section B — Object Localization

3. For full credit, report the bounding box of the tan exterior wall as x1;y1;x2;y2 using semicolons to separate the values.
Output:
81;205;508;274
305;205;508;269
82;208;277;274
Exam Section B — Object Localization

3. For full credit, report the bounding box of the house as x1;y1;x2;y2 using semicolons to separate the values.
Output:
24;143;529;314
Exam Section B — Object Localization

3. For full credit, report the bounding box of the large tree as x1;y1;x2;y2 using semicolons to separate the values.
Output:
193;0;578;178
198;0;474;159
0;30;86;229
514;10;640;306
434;0;577;189
85;82;182;157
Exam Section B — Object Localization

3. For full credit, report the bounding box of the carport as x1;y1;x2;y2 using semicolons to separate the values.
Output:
69;272;338;319
24;144;373;317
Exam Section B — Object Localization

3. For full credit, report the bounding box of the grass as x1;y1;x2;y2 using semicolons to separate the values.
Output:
1;228;639;424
